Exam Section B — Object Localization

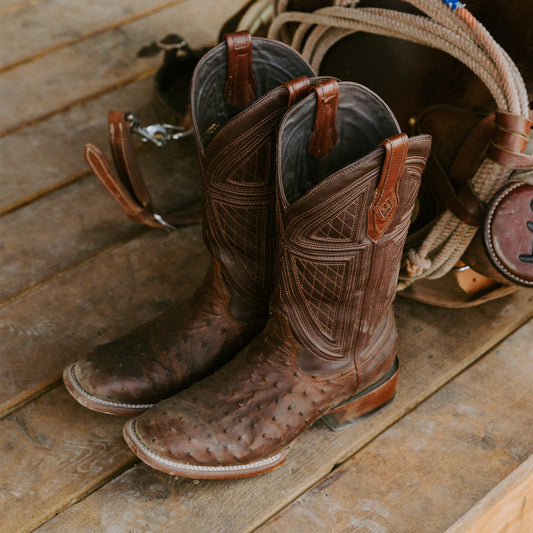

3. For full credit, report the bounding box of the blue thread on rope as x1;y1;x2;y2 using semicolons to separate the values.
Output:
442;0;464;9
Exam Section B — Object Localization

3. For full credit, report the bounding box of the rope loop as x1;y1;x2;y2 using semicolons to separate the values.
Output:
269;0;530;284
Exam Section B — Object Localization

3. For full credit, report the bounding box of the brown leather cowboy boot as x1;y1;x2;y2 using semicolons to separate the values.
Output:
123;79;432;477
63;32;315;414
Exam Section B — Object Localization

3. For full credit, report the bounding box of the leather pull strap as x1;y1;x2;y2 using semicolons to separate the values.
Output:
308;79;338;158
108;111;152;210
367;133;409;243
224;31;256;107
282;76;311;108
486;111;533;169
84;143;150;221
85;111;201;230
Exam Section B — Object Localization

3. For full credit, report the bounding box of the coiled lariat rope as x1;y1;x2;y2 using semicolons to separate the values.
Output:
268;0;530;288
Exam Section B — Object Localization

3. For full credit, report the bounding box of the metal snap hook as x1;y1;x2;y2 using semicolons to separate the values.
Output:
126;113;192;147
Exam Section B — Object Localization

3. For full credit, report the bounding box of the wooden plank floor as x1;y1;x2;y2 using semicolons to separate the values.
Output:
0;2;531;532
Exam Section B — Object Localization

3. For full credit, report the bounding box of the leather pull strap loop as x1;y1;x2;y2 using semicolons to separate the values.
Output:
108;111;152;210
85;111;201;230
282;76;311;108
224;31;256;107
308;79;338;158
367;133;409;243
486;111;533;169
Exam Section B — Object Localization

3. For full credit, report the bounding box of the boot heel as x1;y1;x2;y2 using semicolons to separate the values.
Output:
321;358;399;431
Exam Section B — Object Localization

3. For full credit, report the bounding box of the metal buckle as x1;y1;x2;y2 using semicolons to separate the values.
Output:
126;113;192;148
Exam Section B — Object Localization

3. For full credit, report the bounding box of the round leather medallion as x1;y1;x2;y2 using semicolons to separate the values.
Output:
483;181;533;287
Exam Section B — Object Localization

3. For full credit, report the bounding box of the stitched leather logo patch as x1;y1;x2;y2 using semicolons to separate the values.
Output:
518;202;533;264
483;181;533;287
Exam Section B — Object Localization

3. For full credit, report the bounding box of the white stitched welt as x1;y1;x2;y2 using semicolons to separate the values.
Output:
126;419;286;473
486;182;532;286
66;364;154;410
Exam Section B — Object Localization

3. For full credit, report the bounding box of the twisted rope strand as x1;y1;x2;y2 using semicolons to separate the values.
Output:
269;0;529;284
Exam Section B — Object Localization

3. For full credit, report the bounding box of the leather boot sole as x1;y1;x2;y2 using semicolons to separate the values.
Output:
63;363;154;415
123;418;290;479
122;359;399;479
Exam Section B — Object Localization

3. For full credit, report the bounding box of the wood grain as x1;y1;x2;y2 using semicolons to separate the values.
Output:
0;0;246;136
0;0;45;17
33;294;533;533
0;0;187;71
259;320;533;533
446;454;533;533
0;224;209;416
0;135;201;304
2;2;532;531
0;76;155;215
0;386;135;533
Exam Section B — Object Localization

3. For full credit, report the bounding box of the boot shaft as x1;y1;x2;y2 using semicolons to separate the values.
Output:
190;33;314;315
273;80;431;372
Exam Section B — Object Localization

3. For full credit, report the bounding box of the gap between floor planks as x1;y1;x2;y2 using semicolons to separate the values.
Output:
29;310;533;533
0;0;247;137
0;135;202;305
0;0;190;73
0;225;209;416
258;320;533;532
0;0;47;17
445;454;533;533
0;77;156;216
1;290;531;532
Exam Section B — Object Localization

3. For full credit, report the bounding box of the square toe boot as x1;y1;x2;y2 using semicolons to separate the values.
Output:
63;32;315;415
123;79;432;478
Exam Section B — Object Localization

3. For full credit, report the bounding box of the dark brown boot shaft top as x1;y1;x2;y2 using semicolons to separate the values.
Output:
63;34;315;414
125;80;432;478
190;33;315;317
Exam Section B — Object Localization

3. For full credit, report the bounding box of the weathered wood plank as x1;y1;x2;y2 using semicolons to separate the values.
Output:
0;224;209;416
0;70;154;215
0;0;45;16
0;0;246;136
0;134;201;304
259;320;533;533
32;293;533;533
0;0;186;71
0;386;135;533
445;455;533;533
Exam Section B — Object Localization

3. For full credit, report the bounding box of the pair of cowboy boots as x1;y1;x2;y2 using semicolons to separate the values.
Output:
64;32;431;478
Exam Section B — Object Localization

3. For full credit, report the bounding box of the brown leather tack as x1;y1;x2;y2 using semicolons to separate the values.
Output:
307;79;338;158
282;75;311;108
64;33;316;414
123;80;431;478
85;111;202;230
224;31;257;107
486;112;533;169
483;181;533;287
367;133;409;242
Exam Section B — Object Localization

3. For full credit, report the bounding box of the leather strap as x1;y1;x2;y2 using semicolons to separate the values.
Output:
486;111;533;169
308;79;338;158
423;112;493;226
367;133;409;242
85;111;201;230
446;114;494;225
282;76;311;108
224;31;256;107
